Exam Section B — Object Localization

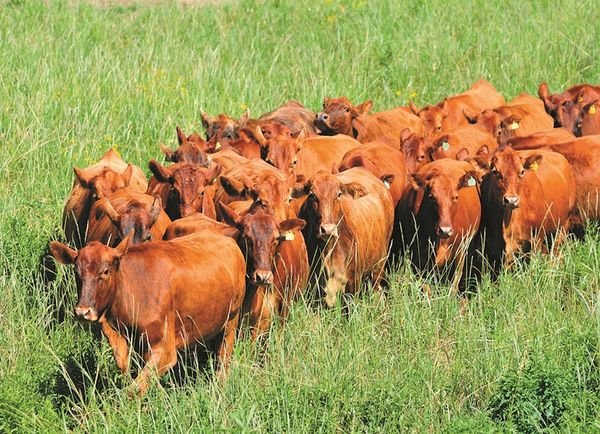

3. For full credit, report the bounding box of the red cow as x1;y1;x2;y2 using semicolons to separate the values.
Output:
207;148;250;173
400;129;432;174
504;128;575;148
201;109;250;142
147;160;221;220
472;147;575;277
219;203;309;339
538;82;600;121
293;167;394;307
49;230;246;397
315;96;423;145
396;159;481;293
63;149;148;247
159;126;210;164
409;79;505;138
430;124;498;161
466;93;554;144
87;190;171;246
163;212;239;240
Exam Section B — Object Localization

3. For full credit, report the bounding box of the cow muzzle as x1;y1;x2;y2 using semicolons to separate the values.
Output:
315;112;330;127
319;224;338;239
437;225;454;238
252;270;274;285
74;306;99;322
502;195;520;209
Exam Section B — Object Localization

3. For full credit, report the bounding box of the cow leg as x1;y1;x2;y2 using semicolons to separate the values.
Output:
215;309;241;380
101;320;129;375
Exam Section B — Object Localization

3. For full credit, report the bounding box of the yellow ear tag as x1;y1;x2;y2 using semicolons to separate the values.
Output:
578;96;584;103
441;141;450;151
467;177;476;187
284;232;295;241
589;105;596;115
215;142;222;150
510;122;520;130
530;161;539;172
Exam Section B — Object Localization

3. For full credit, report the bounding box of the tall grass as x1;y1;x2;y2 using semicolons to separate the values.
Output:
1;0;600;431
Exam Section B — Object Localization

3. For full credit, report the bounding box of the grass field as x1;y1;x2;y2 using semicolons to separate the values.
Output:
2;0;600;431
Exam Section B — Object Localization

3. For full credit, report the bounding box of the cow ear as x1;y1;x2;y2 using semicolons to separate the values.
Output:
380;174;394;189
467;155;490;172
583;99;600;114
254;125;268;147
149;196;162;224
176;126;186;145
97;198;120;225
502;114;522;129
49;241;78;265
331;163;339;174
342;182;367;199
477;145;490;156
524;154;543;170
463;109;479;124
399;128;412;145
409;174;426;190
219;175;246;197
218;201;244;231
238;108;250;128
408;101;419;115
115;231;132;257
73;167;90;187
291;182;309;198
456;148;470;161
435;135;450;151
278;218;306;239
160;143;175;162
122;164;133;187
200;112;212;130
149;160;172;183
296;128;307;150
206;162;222;184
538;82;557;114
354;100;373;116
458;170;480;189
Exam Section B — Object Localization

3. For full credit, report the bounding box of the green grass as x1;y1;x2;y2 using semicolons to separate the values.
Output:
2;0;600;431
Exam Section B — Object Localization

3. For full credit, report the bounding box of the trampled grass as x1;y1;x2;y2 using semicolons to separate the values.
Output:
1;0;600;431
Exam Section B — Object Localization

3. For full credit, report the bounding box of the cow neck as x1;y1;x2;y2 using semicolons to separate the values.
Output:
104;255;136;328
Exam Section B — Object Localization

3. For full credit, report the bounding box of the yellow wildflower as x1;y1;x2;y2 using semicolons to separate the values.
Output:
327;15;337;24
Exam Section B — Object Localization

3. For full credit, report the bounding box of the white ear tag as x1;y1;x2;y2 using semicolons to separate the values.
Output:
442;141;450;151
467;177;476;187
285;232;295;241
510;122;520;130
383;180;391;189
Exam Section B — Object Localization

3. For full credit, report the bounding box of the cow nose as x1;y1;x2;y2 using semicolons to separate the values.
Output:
317;112;329;123
319;224;338;238
438;225;454;238
253;270;274;285
503;195;520;208
74;306;98;322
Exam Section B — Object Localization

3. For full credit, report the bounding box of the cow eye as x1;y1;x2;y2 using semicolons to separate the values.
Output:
337;191;343;198
99;268;110;278
144;234;152;241
287;196;293;204
344;107;350;112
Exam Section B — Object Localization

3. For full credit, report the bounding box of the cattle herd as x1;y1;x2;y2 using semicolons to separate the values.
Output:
48;79;600;396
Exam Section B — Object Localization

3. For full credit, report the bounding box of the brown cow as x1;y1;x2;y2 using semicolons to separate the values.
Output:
219;203;309;339
504;128;575;148
63;149;148;247
472;147;575;277
159;126;210;164
256;128;361;179
551;99;600;137
87;190;171;246
207;148;250;173
163;212;238;240
396;159;481;293
430;124;498;161
293;167;394;307
337;141;404;207
511;135;600;223
49;230;246;397
256;100;318;136
538;82;600;121
466;93;554;144
315;96;423;145
147;160;221;220
201;109;250;142
409;79;505;138
400;129;432;174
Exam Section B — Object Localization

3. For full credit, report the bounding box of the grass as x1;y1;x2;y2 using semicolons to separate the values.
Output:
1;0;600;431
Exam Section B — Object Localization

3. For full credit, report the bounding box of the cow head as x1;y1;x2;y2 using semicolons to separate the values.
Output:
409;101;447;138
96;196;162;244
400;128;432;173
49;235;131;322
149;160;221;218
201;110;250;142
293;172;367;239
554;101;584;135
538;82;568;121
315;96;372;136
257;127;306;175
472;147;542;209
409;168;479;239
160;128;210;164
73;165;134;199
219;202;305;285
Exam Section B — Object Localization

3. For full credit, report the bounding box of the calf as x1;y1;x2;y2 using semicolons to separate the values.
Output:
409;79;505;138
49;230;246;397
87;190;171;246
396;159;481;293
293;167;394;307
63;149;147;247
147;160;221;220
315;96;423;145
473;147;575;277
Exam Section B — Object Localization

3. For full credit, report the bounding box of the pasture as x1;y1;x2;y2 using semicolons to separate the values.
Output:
1;0;600;431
